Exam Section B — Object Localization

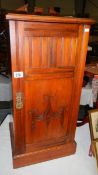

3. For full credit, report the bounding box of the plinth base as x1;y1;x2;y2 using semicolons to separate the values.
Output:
9;123;76;168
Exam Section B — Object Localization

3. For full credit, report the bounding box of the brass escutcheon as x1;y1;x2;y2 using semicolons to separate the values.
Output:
16;92;23;109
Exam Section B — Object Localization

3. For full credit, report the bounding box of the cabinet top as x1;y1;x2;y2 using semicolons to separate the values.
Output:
6;13;95;25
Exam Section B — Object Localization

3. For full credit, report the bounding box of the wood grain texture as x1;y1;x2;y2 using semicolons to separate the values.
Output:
6;13;95;24
7;14;94;168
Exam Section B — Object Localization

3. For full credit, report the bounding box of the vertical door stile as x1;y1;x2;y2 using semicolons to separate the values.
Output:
14;21;25;154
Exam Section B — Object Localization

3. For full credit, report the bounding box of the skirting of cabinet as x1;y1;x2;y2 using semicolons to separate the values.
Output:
9;122;76;168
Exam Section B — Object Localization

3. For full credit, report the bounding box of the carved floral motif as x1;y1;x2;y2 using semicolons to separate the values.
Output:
29;95;66;128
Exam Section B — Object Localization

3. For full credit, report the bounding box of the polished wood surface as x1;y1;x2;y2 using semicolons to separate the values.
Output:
6;13;94;168
6;13;95;24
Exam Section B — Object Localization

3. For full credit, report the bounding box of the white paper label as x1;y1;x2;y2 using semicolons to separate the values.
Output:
84;28;89;32
14;72;23;78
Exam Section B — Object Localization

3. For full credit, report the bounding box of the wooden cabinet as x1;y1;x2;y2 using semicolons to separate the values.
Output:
6;13;94;168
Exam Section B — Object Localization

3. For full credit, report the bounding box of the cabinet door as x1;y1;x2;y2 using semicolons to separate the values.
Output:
23;22;78;151
11;21;80;152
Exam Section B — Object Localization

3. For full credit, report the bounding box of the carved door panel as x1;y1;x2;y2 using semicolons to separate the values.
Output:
25;68;74;150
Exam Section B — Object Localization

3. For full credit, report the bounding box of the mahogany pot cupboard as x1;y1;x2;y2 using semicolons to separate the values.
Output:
6;13;94;168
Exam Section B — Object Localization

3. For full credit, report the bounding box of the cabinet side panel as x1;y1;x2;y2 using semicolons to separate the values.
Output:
68;24;91;139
